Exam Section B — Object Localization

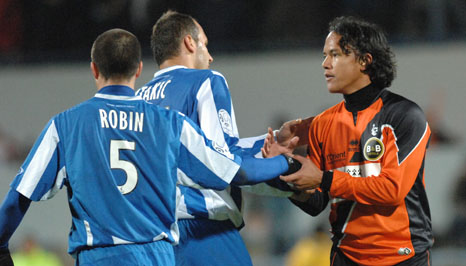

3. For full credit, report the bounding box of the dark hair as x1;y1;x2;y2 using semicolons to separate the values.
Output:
91;29;141;81
150;10;199;65
329;16;396;88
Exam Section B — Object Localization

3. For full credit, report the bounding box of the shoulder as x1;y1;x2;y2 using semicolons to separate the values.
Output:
54;98;94;121
381;90;426;124
312;101;346;126
177;68;226;80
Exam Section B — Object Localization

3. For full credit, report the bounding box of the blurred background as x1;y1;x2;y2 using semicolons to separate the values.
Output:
1;0;466;265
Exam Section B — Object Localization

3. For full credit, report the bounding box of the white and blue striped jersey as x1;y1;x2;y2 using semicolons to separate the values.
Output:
9;85;242;255
137;66;290;227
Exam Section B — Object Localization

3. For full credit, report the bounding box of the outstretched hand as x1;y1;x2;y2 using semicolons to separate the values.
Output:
261;127;299;158
276;116;314;146
279;154;323;191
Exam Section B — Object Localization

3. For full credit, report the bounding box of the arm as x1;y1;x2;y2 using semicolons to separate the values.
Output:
231;154;301;186
328;120;431;206
284;104;431;206
1;118;64;253
178;117;302;189
288;189;329;216
237;133;298;196
0;189;32;265
196;73;240;153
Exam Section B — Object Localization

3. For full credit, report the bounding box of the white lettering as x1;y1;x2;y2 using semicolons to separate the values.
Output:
108;110;118;128
137;86;148;97
129;111;133;131
99;109;109;128
143;88;151;101
119;111;128;130
144;80;171;101
159;80;170;99
98;109;144;132
150;83;161;100
134;112;144;132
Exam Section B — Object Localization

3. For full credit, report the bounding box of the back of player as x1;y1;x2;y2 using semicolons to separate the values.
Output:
139;65;258;266
2;29;245;266
10;85;242;265
138;66;245;225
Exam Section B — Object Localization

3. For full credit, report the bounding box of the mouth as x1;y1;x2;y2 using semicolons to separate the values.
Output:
325;73;334;81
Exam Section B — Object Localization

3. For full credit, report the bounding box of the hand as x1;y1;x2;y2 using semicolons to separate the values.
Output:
290;190;312;202
0;248;13;266
277;117;314;146
280;154;323;190
261;127;299;158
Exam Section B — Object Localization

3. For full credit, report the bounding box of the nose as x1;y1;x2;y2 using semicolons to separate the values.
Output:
209;54;213;63
322;56;330;69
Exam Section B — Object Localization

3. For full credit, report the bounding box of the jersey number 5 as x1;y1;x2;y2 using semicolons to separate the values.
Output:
110;140;138;194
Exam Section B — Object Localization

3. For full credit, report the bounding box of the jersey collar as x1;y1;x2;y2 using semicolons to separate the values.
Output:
153;65;187;78
344;83;384;112
95;85;141;100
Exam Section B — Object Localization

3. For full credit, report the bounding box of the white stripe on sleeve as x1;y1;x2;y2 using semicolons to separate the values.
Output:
40;166;67;201
180;120;239;184
17;121;60;198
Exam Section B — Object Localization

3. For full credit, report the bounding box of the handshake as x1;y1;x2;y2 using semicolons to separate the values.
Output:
262;117;323;194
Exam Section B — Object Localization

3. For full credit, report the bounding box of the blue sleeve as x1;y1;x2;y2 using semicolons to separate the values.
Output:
178;116;241;190
231;155;289;185
0;189;31;249
196;72;240;153
10;118;65;201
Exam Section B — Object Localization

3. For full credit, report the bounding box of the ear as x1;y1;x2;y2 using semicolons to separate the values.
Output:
360;53;373;70
135;61;143;78
90;62;99;79
183;35;196;53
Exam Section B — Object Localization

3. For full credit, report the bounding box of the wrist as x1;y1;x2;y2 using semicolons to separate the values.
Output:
282;155;302;175
320;171;333;192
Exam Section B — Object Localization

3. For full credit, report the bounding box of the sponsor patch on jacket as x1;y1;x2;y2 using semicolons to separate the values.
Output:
363;137;384;161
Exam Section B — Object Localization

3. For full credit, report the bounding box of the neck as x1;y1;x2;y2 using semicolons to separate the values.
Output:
343;83;383;112
96;77;135;91
160;56;194;69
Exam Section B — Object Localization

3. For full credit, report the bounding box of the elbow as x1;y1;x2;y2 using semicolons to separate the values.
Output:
380;182;406;206
231;169;249;186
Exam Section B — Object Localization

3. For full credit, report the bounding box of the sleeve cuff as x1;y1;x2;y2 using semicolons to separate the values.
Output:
320;171;333;192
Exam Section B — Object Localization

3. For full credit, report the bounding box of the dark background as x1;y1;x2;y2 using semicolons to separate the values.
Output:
1;0;466;64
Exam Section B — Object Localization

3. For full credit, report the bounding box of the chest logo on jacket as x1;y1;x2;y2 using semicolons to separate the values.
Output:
363;137;384;161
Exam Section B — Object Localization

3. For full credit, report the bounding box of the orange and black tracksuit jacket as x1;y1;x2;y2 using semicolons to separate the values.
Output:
291;84;433;266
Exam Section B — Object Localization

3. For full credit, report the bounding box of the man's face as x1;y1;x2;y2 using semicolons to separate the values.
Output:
322;31;367;95
193;23;213;69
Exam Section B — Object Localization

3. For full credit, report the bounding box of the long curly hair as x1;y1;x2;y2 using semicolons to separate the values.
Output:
329;16;396;89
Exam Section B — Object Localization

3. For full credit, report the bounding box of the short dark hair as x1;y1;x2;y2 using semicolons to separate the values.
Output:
150;10;199;65
91;29;141;81
329;16;396;88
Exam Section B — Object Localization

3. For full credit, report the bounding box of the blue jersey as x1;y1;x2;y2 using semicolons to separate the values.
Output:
9;85;241;255
137;66;290;227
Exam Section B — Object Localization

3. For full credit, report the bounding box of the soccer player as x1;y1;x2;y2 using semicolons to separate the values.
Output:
137;10;298;266
266;16;433;266
0;29;300;266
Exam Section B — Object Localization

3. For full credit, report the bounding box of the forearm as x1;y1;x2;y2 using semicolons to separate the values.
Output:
0;189;31;249
232;155;300;185
289;189;329;216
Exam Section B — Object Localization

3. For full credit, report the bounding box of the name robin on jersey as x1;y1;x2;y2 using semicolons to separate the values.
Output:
99;109;144;132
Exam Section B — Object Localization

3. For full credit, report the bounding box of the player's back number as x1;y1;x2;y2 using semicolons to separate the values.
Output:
110;140;138;194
